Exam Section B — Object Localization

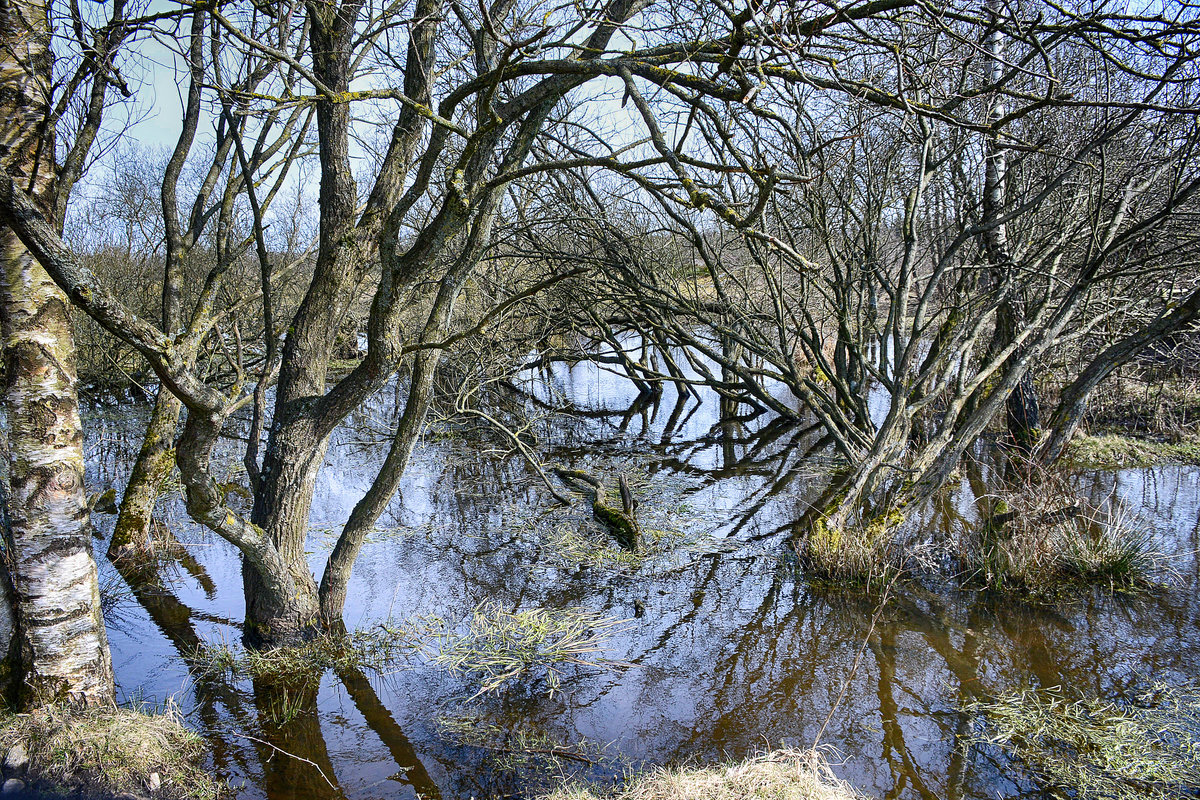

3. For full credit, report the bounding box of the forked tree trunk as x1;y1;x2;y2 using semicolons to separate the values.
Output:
0;0;114;708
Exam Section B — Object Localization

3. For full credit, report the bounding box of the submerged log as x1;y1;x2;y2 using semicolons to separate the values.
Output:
552;467;641;552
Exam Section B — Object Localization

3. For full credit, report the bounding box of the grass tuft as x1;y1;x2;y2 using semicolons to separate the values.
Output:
545;521;692;570
0;701;227;799
803;518;905;589
542;748;864;800
799;499;913;591
437;713;609;772
414;600;629;698
189;607;626;702
962;683;1200;799
967;466;1160;595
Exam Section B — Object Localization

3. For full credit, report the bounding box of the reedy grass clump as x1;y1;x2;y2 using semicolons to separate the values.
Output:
543;748;864;800
968;466;1160;596
802;515;907;590
0;700;227;799
797;459;1160;598
546;521;692;570
962;683;1200;799
415;600;629;698
798;491;920;591
188;604;626;700
437;713;609;772
523;459;721;571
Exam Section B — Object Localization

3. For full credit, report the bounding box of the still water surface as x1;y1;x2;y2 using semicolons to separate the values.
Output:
84;360;1200;799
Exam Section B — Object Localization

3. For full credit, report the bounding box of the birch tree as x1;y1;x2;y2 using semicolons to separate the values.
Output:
0;0;112;707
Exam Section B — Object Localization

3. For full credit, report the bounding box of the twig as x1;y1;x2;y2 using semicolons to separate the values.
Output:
458;406;573;504
812;575;896;749
225;731;339;791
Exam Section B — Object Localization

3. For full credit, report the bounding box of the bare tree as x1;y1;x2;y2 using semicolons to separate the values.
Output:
3;0;773;645
2;0;1198;650
519;0;1200;548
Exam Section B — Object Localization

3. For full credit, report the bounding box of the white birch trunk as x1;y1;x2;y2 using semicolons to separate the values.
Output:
0;558;14;669
0;0;114;707
0;231;114;707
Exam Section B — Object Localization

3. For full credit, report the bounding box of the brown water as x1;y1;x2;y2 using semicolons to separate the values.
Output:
83;358;1200;799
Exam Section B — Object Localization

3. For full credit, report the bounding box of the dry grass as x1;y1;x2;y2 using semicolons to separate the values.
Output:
803;522;904;589
543;748;864;800
1082;371;1200;444
0;701;226;799
963;683;1200;799
800;498;912;590
189;605;626;702
531;463;721;572
967;465;1159;595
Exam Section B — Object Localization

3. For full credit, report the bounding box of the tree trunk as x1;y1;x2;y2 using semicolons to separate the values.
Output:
0;0;114;708
235;1;364;646
0;232;114;707
0;544;15;699
1005;372;1040;451
109;388;181;561
982;0;1040;453
242;452;323;648
245;424;324;646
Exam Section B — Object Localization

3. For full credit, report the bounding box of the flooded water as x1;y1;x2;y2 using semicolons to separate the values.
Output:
83;357;1200;799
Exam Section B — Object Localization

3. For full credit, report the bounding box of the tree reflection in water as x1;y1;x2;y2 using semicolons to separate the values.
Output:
87;363;1200;799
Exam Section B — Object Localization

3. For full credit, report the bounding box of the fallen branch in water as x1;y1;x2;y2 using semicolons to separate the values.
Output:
553;467;642;551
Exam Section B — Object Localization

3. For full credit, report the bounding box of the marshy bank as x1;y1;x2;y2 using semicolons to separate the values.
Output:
75;358;1200;800
0;703;226;799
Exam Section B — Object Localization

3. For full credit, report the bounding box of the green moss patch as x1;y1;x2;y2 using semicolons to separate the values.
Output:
1066;433;1200;469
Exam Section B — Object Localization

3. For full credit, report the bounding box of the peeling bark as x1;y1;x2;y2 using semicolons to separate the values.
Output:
0;0;114;708
0;543;15;699
0;229;115;708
